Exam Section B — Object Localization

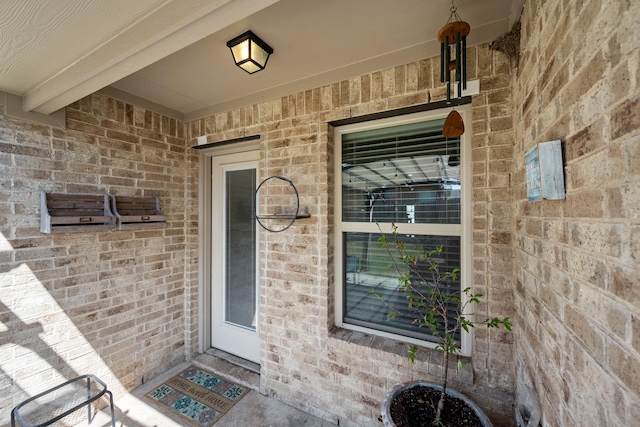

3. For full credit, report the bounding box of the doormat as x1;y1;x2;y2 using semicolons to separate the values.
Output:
144;365;249;427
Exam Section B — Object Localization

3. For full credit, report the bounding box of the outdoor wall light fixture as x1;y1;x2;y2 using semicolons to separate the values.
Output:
438;0;470;138
226;30;273;74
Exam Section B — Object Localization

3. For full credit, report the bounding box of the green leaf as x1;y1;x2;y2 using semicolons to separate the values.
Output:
408;345;417;363
503;317;513;331
461;318;470;333
445;333;453;344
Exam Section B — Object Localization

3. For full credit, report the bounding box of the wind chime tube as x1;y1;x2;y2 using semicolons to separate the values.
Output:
462;34;467;89
456;31;462;98
455;31;461;82
445;35;451;102
444;35;450;83
440;41;445;83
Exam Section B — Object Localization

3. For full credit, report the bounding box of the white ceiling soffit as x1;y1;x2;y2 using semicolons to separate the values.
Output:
0;0;523;120
0;0;279;115
112;0;523;121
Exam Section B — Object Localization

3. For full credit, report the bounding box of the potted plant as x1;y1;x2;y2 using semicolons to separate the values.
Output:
373;223;512;427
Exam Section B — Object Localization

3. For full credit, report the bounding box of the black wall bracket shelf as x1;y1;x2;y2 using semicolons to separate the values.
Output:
254;176;309;232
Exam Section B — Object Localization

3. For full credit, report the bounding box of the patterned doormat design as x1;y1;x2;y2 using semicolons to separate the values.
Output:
145;366;248;427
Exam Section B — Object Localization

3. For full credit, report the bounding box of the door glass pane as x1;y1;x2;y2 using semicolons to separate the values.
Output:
225;168;257;330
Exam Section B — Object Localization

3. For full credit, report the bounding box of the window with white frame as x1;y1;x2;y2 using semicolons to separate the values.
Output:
334;106;472;353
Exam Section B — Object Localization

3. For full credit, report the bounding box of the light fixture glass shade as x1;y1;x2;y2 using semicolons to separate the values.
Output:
227;31;273;74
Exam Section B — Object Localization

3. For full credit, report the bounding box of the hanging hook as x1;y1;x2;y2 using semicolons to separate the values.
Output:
448;0;462;23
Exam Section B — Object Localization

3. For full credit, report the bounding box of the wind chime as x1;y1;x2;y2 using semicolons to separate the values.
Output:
438;0;470;138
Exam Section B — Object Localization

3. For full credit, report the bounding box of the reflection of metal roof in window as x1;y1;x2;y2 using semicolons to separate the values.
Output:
342;155;460;192
363;179;460;202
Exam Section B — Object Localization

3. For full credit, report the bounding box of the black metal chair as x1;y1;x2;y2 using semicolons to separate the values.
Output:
11;374;115;427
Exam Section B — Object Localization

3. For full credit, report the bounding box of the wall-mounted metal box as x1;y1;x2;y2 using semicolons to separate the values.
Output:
110;196;166;230
40;192;116;234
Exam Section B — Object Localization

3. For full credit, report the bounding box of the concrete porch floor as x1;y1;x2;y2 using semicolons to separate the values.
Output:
84;351;338;427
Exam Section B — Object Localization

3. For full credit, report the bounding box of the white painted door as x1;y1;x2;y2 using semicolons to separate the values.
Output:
211;150;260;363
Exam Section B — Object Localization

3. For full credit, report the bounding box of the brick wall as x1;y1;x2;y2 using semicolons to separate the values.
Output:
190;43;517;426
513;0;640;425
0;93;195;426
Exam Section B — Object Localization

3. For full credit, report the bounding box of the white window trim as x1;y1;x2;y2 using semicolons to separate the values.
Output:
333;106;474;356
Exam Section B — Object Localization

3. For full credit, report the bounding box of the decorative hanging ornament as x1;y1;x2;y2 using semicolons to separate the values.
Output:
442;109;464;138
438;1;470;138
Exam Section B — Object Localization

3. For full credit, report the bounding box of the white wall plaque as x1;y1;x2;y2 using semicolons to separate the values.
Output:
525;140;565;201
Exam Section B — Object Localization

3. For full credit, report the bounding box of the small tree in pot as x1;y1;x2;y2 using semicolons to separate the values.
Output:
373;223;512;426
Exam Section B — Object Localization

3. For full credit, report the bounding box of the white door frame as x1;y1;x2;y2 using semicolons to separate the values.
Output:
197;140;260;357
